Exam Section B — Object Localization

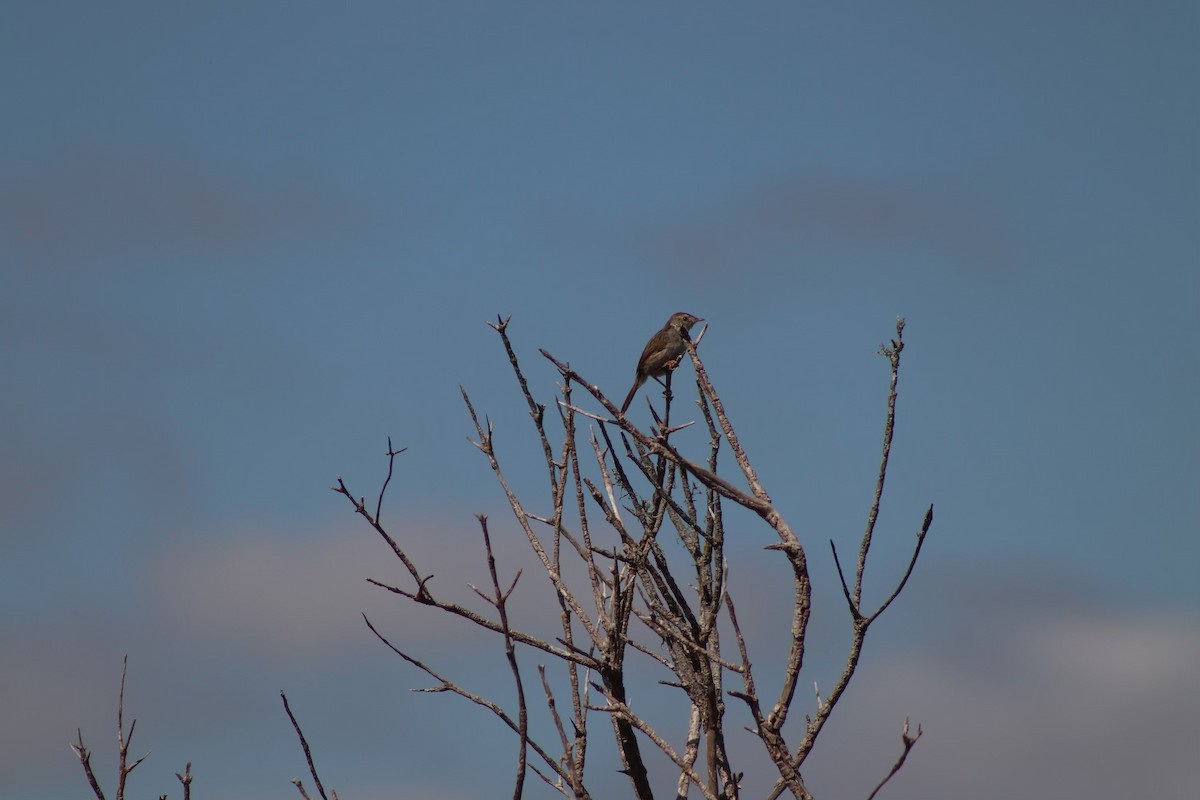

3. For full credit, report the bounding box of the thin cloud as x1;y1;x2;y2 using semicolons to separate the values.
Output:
635;173;1010;279
145;524;437;656
8;531;1196;798
143;517;572;657
0;401;195;545
0;149;376;267
796;571;1200;799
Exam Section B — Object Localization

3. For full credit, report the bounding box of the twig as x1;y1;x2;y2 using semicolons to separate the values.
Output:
71;657;155;800
362;614;576;788
679;331;772;508
460;386;604;648
856;318;905;606
488;315;557;471
70;728;106;800
374;437;406;524
866;505;933;623
281;691;330;800
587;683;718;800
175;763;193;800
114;656;150;800
865;718;923;800
333;460;424;587
539;665;586;798
477;515;529;800
830;540;864;621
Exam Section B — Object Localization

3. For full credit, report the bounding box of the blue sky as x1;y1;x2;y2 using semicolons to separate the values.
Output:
2;3;1197;799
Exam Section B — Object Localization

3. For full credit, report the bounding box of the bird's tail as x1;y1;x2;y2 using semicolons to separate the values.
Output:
619;380;641;414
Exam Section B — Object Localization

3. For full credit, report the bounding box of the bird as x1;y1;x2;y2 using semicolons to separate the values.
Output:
619;312;704;414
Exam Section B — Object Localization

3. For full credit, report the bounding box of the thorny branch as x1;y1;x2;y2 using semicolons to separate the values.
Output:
72;658;187;800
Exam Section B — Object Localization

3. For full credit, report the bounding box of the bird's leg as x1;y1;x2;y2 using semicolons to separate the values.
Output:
651;359;683;389
658;370;675;404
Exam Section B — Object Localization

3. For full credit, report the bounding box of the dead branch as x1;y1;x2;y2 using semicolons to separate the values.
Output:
476;514;530;799
72;658;180;800
865;718;923;800
281;691;332;800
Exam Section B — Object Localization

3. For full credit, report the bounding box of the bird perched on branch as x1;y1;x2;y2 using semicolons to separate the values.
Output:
619;312;704;414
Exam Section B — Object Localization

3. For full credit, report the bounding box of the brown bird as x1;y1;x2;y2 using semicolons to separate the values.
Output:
619;312;704;414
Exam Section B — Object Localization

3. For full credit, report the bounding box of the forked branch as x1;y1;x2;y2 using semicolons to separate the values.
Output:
71;658;184;800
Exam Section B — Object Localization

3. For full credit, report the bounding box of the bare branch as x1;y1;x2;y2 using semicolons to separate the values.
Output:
539;664;590;798
281;691;331;800
374;437;406;524
478;515;529;800
488;314;558;481
764;319;930;800
830;540;864;622
865;718;923;800
175;763;193;800
679;330;772;508
866;505;933;623
70;728;106;800
73;659;186;800
112;656;150;800
677;704;704;800
587;682;718;800
333;465;424;587
460;386;605;649
363;576;602;670
856;317;906;607
363;614;577;789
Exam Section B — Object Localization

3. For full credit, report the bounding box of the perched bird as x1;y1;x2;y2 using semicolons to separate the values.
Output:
620;312;704;414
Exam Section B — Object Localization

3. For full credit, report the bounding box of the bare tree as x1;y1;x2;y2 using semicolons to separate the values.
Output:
332;316;932;799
